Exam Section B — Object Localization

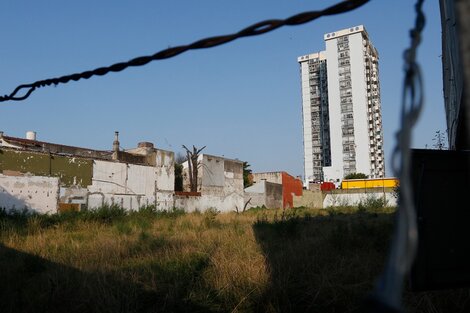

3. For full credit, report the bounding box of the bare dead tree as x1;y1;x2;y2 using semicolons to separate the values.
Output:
182;145;206;192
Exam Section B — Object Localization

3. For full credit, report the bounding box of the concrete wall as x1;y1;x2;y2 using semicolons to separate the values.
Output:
293;190;324;208
154;149;175;210
87;161;156;210
323;189;397;207
0;143;176;212
87;159;174;210
281;172;303;208
244;181;283;209
252;172;282;185
179;154;244;212
174;193;241;213
87;149;174;211
244;182;266;209
0;174;59;214
0;148;93;187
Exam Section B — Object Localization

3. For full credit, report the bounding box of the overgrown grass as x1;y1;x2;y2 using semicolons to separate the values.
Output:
0;205;468;312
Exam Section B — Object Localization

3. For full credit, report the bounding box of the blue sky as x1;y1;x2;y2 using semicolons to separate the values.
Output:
0;1;445;178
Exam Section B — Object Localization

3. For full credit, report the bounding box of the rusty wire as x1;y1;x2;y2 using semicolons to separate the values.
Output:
0;0;369;103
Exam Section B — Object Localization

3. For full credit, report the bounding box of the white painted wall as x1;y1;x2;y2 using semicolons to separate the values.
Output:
127;164;157;195
0;174;59;214
88;158;174;211
90;161;128;194
178;154;244;212
323;191;397;207
244;180;283;209
88;194;157;210
60;186;88;204
175;193;243;213
244;181;265;194
155;149;175;192
201;155;225;187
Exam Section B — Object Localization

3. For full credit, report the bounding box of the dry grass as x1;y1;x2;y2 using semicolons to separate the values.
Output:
0;206;468;313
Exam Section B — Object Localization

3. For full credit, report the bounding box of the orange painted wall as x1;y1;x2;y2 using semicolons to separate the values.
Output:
281;172;303;208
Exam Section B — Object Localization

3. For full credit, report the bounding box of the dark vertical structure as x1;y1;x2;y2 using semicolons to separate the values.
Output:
440;0;470;149
410;0;470;291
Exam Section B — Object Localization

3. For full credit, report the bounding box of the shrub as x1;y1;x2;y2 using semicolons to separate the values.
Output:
358;196;388;213
82;204;127;223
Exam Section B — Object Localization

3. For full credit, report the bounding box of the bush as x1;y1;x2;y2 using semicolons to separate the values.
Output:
358;196;388;213
82;204;127;223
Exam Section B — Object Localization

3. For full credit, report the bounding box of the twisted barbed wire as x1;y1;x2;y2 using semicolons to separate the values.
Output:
0;0;369;103
371;0;425;310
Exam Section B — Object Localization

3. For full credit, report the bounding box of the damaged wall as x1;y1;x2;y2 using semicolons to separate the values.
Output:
178;155;244;212
244;180;283;209
323;189;397;207
85;156;174;210
293;190;324;208
252;172;283;185
0;148;93;187
0;147;176;212
0;174;59;214
155;149;175;208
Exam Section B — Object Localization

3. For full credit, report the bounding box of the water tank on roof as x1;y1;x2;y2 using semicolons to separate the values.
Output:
26;131;36;141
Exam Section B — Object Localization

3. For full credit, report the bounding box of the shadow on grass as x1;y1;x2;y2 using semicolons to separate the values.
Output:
252;211;395;313
0;243;213;313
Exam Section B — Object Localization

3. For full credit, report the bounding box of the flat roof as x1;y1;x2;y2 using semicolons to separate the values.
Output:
324;25;367;41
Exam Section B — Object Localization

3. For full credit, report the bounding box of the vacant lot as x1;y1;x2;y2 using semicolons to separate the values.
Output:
0;205;468;313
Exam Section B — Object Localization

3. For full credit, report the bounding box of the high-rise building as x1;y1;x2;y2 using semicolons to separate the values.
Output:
298;25;385;185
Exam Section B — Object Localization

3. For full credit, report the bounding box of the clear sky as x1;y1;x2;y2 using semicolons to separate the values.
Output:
0;0;445;179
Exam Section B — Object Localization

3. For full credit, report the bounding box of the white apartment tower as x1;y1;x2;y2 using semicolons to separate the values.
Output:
298;25;385;184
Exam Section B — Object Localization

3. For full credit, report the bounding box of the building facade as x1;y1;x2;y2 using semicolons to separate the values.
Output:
298;25;385;185
298;52;331;183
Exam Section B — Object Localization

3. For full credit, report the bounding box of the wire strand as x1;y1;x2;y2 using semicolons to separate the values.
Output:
373;0;425;310
0;0;369;103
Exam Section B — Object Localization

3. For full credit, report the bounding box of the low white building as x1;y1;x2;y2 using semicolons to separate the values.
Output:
0;131;175;213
